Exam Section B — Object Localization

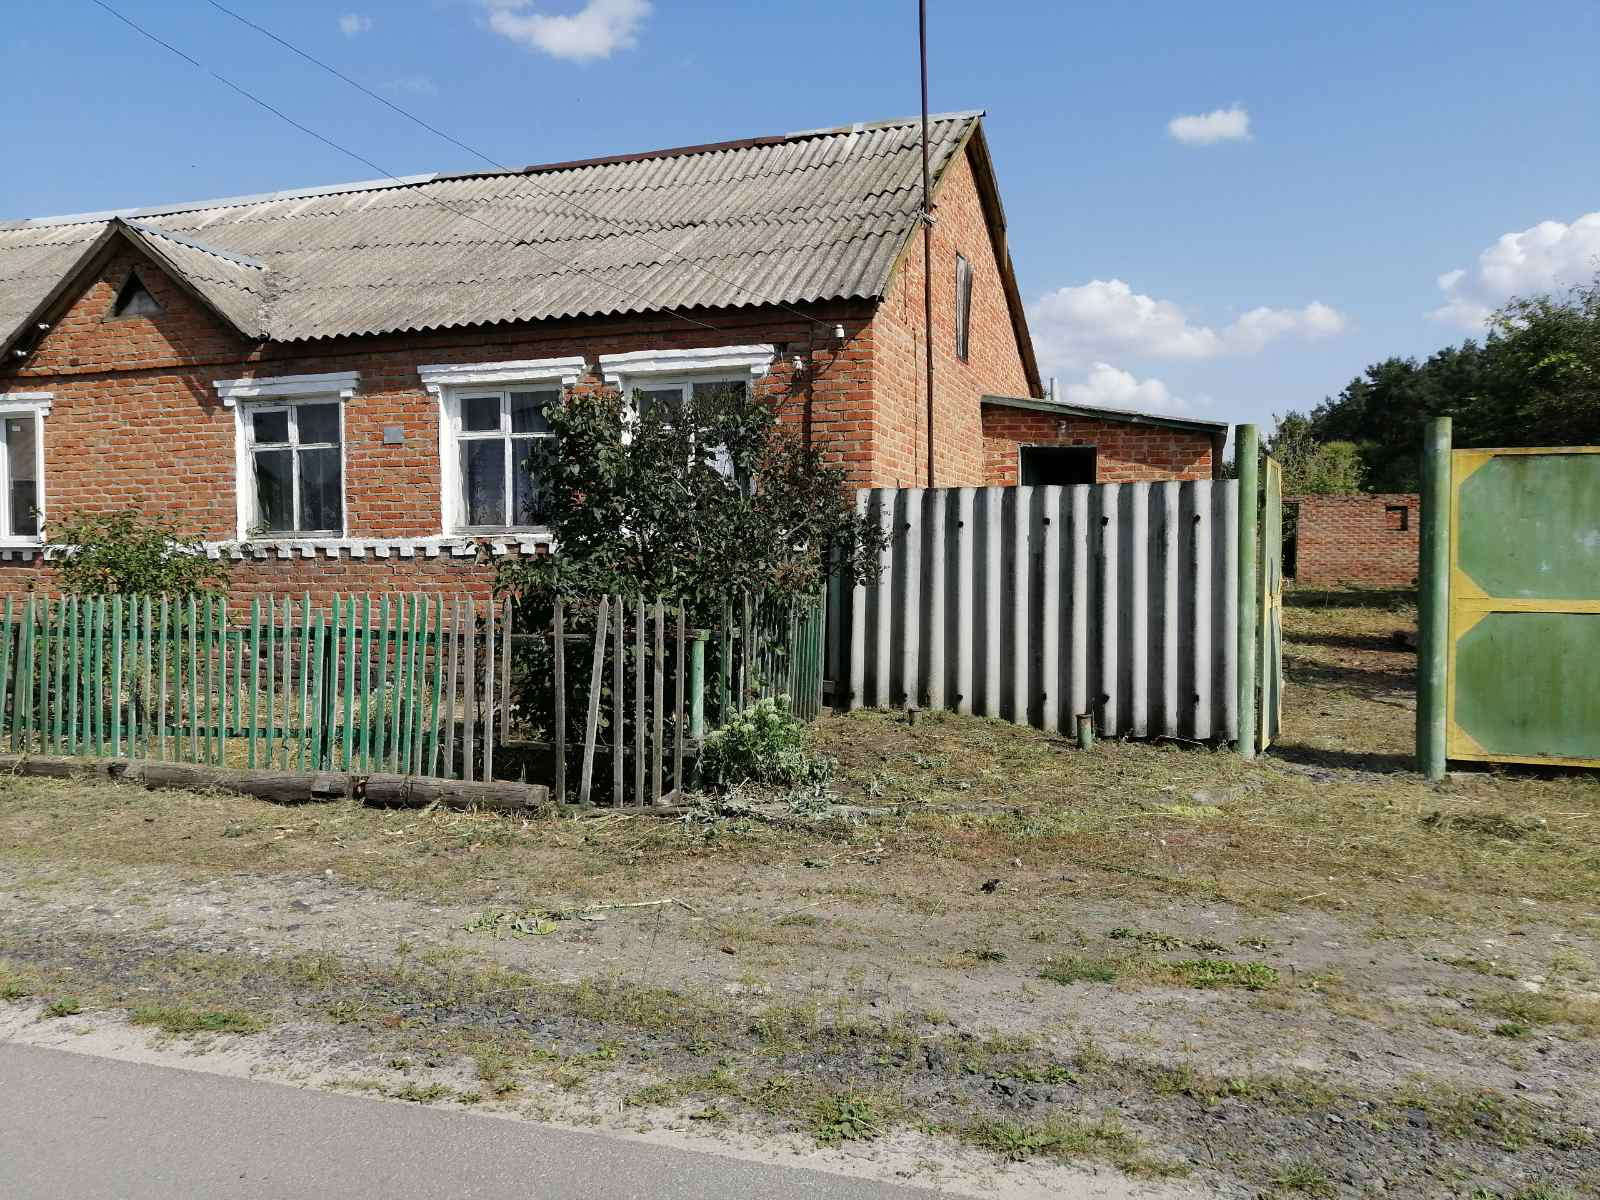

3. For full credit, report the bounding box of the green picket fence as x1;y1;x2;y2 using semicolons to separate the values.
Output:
0;593;494;779
0;589;826;789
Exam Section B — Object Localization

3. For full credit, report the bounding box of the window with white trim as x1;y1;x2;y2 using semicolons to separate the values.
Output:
627;376;748;479
454;388;559;530
218;371;357;542
420;349;773;533
0;405;44;541
242;398;344;536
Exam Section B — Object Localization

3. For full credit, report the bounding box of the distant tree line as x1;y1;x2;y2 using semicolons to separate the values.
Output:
1270;273;1600;493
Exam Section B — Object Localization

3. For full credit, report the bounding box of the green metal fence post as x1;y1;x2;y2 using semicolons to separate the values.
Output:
296;593;312;771
343;596;357;771
248;598;261;768
1416;416;1452;781
1235;423;1260;761
688;631;706;740
0;597;13;741
11;597;33;750
65;598;80;756
110;595;124;758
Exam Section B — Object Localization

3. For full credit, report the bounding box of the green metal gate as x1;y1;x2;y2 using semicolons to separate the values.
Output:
1258;454;1284;750
1444;446;1600;768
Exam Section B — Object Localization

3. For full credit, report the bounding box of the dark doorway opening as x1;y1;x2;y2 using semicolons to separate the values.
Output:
1020;445;1096;486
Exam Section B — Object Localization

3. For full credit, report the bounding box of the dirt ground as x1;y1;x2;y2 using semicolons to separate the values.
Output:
1;586;1597;1199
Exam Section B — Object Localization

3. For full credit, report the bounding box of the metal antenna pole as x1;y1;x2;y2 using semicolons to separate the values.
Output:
920;0;936;488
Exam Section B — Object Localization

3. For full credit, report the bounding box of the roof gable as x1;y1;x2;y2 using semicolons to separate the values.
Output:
938;123;1042;399
0;217;271;363
0;113;985;353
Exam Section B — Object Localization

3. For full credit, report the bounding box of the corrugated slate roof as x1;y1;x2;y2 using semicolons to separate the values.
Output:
0;113;981;347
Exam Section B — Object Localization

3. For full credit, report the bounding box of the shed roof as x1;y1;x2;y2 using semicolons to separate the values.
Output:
981;393;1230;434
1;112;1034;380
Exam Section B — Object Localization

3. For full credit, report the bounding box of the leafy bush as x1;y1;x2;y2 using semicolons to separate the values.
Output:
495;383;885;607
696;697;831;791
48;510;226;596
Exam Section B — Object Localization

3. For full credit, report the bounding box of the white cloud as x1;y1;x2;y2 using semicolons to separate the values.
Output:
484;0;650;62
1061;363;1189;414
1167;105;1251;146
1225;301;1346;353
1028;279;1346;373
1431;212;1600;328
338;13;373;35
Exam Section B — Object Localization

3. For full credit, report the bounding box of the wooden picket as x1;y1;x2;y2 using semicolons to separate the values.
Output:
0;588;824;798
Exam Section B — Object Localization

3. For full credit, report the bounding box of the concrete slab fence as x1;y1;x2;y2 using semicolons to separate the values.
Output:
826;482;1241;741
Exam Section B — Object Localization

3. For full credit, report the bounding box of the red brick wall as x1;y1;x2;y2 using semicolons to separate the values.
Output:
0;242;886;598
1290;493;1420;586
980;406;1215;485
870;145;1035;488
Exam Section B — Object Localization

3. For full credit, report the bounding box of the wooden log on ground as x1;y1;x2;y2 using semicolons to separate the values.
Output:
0;754;124;781
0;754;348;800
362;773;550;813
0;753;551;814
139;763;350;803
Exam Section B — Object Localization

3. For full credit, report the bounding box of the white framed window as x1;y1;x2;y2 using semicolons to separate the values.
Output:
421;358;582;535
0;394;49;544
622;375;748;479
606;346;775;482
243;400;345;535
453;388;559;530
217;372;356;540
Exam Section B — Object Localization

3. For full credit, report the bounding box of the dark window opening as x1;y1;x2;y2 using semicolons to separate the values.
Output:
1384;504;1410;531
1020;445;1096;486
111;272;162;319
954;253;973;361
1283;501;1301;579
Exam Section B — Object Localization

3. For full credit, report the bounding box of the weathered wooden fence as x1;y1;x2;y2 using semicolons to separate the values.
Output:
826;482;1241;741
0;589;826;800
521;592;824;806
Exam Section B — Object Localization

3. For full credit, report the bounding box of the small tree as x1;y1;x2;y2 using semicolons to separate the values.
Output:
492;384;883;757
48;510;227;596
495;383;883;607
1268;414;1366;495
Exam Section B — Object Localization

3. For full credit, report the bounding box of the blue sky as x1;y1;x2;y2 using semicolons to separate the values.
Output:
6;0;1600;434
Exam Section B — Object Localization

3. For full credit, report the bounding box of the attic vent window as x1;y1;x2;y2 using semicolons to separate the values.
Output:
111;273;162;319
954;253;973;362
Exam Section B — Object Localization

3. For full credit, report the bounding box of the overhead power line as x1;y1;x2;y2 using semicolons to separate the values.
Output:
202;0;833;332
87;0;720;332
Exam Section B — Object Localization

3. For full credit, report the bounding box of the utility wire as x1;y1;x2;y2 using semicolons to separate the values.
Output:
87;0;720;332
202;0;834;332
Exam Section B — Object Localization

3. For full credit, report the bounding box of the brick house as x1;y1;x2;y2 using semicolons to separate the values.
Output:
979;395;1224;486
0;112;1214;600
1288;493;1420;587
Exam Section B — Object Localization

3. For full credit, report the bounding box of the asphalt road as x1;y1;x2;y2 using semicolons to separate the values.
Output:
0;1042;938;1199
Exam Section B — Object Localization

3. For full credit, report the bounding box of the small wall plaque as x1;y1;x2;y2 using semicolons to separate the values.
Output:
383;425;405;445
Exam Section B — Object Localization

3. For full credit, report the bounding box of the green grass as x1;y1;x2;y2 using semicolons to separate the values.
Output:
1169;959;1280;991
1108;927;1183;950
1040;957;1119;985
964;1116;1114;1161
809;1094;883;1144
43;996;82;1019
129;1005;265;1035
1270;1159;1334;1195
